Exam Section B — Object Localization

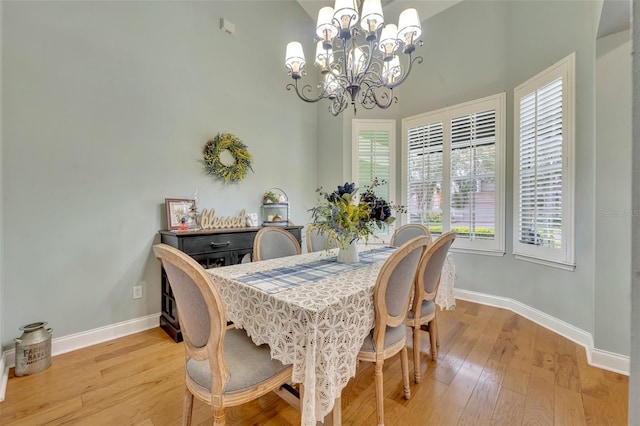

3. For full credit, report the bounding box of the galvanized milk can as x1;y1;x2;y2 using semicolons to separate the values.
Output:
14;322;53;376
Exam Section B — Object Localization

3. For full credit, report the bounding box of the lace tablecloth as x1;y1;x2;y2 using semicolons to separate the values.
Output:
437;254;456;310
206;248;455;425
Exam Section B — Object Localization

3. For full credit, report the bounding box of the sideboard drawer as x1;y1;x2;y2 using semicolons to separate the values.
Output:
181;232;255;255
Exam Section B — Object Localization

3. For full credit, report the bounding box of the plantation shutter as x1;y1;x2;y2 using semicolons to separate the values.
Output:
450;109;497;240
353;120;395;239
357;129;391;201
518;77;563;249
406;121;444;236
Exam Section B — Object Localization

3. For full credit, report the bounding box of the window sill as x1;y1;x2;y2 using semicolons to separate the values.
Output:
514;254;576;271
450;247;505;257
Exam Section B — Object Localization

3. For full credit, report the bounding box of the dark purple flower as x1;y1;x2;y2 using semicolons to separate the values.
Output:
327;182;356;202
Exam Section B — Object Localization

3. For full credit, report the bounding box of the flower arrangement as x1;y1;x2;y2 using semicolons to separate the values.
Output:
309;179;404;249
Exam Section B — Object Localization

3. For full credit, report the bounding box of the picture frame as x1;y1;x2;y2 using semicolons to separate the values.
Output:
165;198;196;231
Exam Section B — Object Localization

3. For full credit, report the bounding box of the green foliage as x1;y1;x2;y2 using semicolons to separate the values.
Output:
428;225;443;234
426;225;495;238
450;226;495;238
425;212;443;224
264;191;279;203
203;132;253;183
309;179;403;248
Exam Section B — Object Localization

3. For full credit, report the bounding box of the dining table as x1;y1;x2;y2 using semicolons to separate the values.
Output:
206;244;456;426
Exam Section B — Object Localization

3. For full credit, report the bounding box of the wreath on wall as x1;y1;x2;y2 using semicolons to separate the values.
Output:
203;132;253;183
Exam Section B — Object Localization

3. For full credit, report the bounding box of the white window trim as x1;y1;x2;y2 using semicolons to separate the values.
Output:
401;93;506;256
352;119;396;244
513;52;576;271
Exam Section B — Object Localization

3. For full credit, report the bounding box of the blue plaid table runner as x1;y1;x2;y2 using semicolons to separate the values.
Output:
236;246;397;294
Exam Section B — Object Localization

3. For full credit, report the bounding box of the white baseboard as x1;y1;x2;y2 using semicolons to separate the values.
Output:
0;313;160;401
455;288;630;376
590;348;631;376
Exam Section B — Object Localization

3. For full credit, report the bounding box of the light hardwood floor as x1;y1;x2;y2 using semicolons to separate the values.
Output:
0;300;629;425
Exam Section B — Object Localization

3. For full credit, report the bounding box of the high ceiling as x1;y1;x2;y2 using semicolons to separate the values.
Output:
597;0;630;39
295;0;464;26
295;0;631;38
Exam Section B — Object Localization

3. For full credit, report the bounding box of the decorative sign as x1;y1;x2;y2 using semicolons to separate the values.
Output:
200;208;246;229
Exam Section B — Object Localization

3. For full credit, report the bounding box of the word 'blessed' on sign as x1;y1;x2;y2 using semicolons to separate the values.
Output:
199;208;246;229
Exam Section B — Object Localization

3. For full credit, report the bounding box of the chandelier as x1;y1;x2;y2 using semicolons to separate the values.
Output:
284;0;423;116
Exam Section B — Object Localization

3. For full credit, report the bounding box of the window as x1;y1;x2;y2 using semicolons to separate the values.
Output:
405;116;445;234
402;93;506;255
352;119;395;241
513;53;575;270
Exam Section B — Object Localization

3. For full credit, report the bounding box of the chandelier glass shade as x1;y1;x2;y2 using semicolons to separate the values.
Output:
285;0;423;116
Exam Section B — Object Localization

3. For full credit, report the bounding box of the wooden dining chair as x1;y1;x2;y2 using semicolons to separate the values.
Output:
390;224;432;247
405;231;456;383
357;236;430;426
253;226;302;261
305;224;338;253
153;244;293;426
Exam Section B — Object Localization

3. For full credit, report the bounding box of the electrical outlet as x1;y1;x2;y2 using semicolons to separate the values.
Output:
133;285;143;299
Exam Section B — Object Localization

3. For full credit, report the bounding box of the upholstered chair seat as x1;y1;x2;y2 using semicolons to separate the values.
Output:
405;300;436;321
359;325;408;353
186;328;290;394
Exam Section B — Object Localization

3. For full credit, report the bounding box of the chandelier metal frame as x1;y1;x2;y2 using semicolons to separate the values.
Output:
285;1;423;116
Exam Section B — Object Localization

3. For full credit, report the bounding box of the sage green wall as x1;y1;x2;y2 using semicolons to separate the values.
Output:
319;0;633;355
630;0;640;419
411;0;632;354
316;105;344;196
399;0;629;353
398;1;510;116
0;0;318;347
0;0;4;355
401;0;600;337
595;30;631;356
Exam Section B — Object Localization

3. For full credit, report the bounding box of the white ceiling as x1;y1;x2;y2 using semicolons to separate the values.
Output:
297;0;631;39
295;0;464;26
597;0;630;39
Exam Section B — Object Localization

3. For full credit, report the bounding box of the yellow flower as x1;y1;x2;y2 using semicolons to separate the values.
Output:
310;180;401;249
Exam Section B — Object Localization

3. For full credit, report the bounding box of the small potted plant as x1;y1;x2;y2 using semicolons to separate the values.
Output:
263;190;279;204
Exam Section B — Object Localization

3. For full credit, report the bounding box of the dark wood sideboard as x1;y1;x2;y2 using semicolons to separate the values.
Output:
158;226;303;342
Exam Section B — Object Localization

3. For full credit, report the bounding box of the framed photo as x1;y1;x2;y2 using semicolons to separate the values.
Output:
165;198;196;231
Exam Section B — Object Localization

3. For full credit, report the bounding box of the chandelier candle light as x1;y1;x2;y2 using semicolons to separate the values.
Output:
285;0;423;116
